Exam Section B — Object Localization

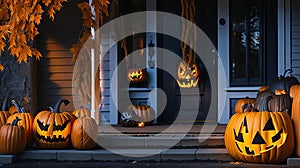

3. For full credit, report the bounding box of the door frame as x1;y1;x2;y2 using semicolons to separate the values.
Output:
217;0;290;124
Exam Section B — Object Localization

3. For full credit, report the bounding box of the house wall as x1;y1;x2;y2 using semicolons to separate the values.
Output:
291;0;300;79
0;53;35;114
36;1;82;112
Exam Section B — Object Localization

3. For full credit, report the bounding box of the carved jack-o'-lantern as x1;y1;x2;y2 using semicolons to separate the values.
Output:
225;96;294;163
127;68;147;83
176;61;199;88
33;99;76;149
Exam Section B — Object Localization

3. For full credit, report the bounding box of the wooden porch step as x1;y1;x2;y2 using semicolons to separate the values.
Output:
97;133;224;149
97;124;226;149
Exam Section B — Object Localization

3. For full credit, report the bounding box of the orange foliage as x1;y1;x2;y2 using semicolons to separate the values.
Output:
0;0;67;69
0;0;110;70
70;0;110;61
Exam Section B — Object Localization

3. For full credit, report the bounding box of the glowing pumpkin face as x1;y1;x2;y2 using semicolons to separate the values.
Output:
176;62;199;88
234;115;287;156
33;99;75;149
127;68;147;83
225;97;295;163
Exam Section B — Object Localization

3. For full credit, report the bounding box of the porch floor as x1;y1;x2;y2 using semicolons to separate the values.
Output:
98;124;226;134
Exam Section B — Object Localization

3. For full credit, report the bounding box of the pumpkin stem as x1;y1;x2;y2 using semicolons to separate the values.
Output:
46;106;54;112
20;107;27;113
261;96;273;111
242;103;252;112
284;69;293;77
10;100;21;113
53;99;70;113
11;117;21;126
1;93;9;111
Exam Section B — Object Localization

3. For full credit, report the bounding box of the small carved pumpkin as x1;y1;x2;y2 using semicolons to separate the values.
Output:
72;107;91;118
225;96;294;163
127;68;147;83
0;96;11;128
33;99;76;149
71;115;98;150
176;61;199;88
0;117;26;154
234;97;256;113
6;100;34;147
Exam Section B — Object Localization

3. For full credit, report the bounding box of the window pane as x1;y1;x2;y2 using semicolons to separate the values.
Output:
230;0;264;86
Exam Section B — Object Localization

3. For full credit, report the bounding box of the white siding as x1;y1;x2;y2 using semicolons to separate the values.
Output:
98;36;113;125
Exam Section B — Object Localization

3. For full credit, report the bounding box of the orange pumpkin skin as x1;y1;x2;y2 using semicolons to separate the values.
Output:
0;118;26;154
0;96;11;127
0;111;10;128
6;100;34;147
234;97;255;113
71;117;98;150
258;86;269;93
290;85;300;156
33;99;76;149
72;107;91;118
225;97;295;163
127;105;155;125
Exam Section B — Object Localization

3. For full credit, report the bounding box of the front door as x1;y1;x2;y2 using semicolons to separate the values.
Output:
217;0;278;123
157;0;217;124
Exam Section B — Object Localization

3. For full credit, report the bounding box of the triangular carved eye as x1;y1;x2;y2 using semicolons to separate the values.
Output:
243;116;248;133
263;118;275;131
252;131;266;144
234;129;244;142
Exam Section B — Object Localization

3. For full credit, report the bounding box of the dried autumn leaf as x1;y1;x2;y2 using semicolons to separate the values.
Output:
32;48;42;60
0;64;4;71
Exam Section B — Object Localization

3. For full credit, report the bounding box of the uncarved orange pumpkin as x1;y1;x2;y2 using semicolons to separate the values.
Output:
6;100;34;147
71;116;98;149
0;117;26;154
290;85;300;156
126;105;155;125
0;96;11;128
234;97;255;113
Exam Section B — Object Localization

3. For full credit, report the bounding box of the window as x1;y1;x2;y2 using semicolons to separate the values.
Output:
230;0;265;86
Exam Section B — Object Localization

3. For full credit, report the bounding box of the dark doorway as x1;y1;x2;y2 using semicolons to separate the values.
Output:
156;0;217;124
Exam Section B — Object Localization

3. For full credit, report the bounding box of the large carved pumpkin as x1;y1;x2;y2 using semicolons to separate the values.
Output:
127;68;147;84
0;117;26;154
269;69;299;94
0;96;11;128
71;115;98;150
6;100;34;147
33;99;75;149
225;96;295;163
176;61;199;88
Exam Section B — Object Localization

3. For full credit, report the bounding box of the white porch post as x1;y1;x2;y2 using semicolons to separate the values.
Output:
89;0;96;120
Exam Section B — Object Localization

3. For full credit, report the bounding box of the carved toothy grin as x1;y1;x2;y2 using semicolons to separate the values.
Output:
176;78;199;88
